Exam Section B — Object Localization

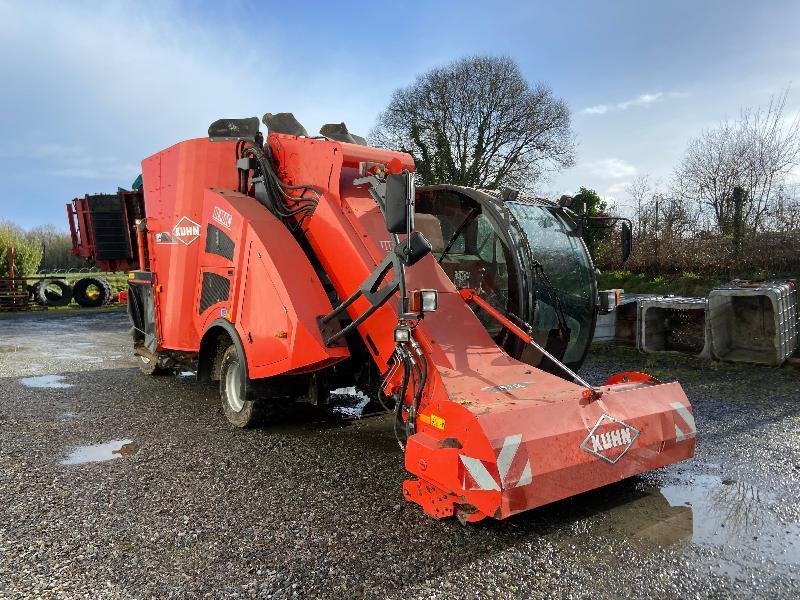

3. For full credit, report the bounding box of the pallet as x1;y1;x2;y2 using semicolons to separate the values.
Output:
0;277;33;311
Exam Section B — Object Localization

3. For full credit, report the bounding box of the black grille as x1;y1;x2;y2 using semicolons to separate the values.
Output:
199;272;230;314
88;194;132;260
205;224;235;260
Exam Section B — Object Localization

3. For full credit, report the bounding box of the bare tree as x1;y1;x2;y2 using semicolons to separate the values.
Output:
626;174;697;245
674;90;800;236
625;175;653;236
768;183;800;232
370;56;574;190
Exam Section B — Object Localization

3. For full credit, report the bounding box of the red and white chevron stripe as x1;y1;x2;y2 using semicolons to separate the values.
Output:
459;433;533;491
672;402;696;441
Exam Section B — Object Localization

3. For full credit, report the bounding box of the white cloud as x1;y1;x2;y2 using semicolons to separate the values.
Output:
580;90;689;116
0;2;396;227
585;158;637;179
581;104;609;115
617;92;663;110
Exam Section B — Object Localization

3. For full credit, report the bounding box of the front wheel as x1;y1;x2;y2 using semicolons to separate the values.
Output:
219;345;262;428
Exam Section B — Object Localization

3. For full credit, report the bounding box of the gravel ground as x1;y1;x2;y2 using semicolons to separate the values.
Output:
1;310;799;599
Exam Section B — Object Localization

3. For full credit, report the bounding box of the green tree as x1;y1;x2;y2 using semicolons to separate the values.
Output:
29;225;88;272
572;187;609;259
0;221;43;277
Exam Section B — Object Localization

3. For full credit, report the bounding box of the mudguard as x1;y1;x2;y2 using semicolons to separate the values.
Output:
196;188;349;379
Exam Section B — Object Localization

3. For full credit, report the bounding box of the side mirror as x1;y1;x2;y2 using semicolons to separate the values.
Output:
396;231;431;267
621;221;632;263
384;172;415;234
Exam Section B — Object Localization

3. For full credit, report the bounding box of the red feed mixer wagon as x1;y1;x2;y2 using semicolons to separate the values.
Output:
67;114;695;522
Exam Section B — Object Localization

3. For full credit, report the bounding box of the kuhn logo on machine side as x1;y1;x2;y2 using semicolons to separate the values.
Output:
172;216;201;246
580;414;640;464
212;206;233;229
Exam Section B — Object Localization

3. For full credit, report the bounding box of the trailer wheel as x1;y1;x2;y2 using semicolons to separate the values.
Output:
36;279;73;307
73;276;112;307
219;344;262;428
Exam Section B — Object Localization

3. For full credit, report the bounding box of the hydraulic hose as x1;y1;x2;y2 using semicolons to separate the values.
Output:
393;349;412;450
406;338;427;437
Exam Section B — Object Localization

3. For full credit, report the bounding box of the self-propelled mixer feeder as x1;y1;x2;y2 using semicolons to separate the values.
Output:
67;114;695;522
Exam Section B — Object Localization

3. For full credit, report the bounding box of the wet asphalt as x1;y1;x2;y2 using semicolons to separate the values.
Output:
0;309;799;599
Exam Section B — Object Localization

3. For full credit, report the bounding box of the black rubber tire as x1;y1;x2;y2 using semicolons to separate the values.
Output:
219;345;263;428
73;276;113;308
36;278;72;307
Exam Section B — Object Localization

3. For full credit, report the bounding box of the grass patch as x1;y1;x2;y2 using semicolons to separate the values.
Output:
597;271;726;297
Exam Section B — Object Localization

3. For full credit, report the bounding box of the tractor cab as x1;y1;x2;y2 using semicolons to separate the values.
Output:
415;185;597;372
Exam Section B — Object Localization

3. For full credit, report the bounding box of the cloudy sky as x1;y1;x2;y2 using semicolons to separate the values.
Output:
1;0;798;227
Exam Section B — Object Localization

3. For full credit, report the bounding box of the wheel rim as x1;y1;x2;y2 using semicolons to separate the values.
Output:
225;358;245;412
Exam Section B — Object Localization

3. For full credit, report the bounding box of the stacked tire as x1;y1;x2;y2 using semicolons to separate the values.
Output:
72;276;113;308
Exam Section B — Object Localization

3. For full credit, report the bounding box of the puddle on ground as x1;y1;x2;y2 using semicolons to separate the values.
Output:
329;387;372;419
177;370;196;378
598;473;800;569
61;439;139;465
20;375;73;388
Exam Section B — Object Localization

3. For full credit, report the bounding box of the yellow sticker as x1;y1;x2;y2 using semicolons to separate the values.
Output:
128;272;135;279
429;414;446;430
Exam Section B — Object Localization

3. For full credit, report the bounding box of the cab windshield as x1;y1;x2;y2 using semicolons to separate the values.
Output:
506;202;595;365
415;187;596;371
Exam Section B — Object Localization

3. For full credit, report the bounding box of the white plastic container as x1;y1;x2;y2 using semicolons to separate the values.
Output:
638;297;711;357
594;311;617;342
708;280;798;365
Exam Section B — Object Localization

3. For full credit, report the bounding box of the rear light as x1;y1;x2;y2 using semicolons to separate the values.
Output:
407;289;438;315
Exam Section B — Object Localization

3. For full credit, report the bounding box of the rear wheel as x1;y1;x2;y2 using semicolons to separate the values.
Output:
219;344;263;428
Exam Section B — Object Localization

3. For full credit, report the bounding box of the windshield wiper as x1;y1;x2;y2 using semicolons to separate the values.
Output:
508;211;571;349
437;207;480;264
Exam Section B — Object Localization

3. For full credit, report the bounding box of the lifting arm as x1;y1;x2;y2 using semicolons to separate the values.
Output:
458;288;593;389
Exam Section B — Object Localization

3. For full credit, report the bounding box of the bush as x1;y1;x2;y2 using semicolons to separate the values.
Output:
0;221;43;277
595;227;800;281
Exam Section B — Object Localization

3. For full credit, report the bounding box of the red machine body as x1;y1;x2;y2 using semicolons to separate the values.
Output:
266;134;695;521
68;128;696;522
136;138;348;377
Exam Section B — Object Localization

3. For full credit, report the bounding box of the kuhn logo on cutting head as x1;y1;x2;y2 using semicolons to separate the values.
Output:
212;206;233;229
172;216;201;246
580;414;639;464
